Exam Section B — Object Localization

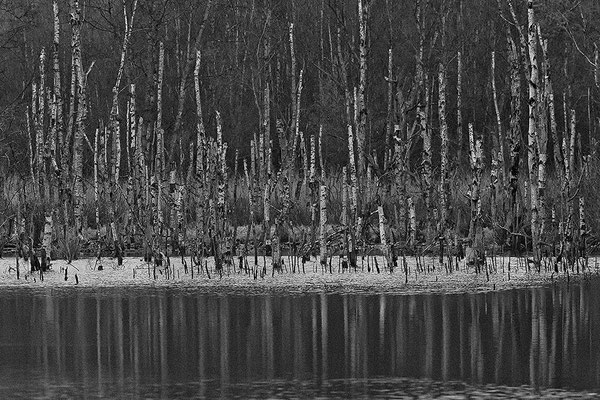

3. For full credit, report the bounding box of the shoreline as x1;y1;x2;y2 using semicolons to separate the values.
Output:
0;256;596;295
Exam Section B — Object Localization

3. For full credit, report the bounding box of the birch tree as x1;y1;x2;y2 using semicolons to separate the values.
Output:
71;0;86;237
357;0;370;177
527;0;540;266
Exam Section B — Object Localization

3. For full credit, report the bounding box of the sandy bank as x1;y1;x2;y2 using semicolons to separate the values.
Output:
0;255;596;295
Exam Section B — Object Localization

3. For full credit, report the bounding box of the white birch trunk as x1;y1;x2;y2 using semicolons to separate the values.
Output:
52;0;62;205
491;51;505;185
357;0;370;177
43;212;53;261
319;179;327;268
289;23;297;175
71;0;85;237
527;0;540;264
36;48;46;200
468;123;483;245
438;63;449;237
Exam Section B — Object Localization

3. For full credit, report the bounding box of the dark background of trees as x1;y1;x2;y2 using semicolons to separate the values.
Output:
0;0;598;178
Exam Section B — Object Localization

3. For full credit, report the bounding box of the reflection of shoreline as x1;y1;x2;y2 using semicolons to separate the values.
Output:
0;280;599;396
0;256;590;296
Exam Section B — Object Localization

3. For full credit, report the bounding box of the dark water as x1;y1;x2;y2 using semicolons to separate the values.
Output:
1;280;600;399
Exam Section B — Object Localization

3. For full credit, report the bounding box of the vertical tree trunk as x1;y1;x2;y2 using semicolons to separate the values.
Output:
94;128;100;237
153;42;165;251
347;124;358;239
319;176;327;269
527;0;540;266
438;63;449;238
456;49;464;167
420;75;432;240
507;29;522;243
537;27;549;249
357;0;370;177
568;110;577;255
156;40;165;180
377;205;391;270
52;0;62;206
336;27;353;127
289;23;297;176
195;50;206;169
263;81;270;183
293;69;304;179
71;0;85;237
384;48;393;171
36;48;46;200
309;134;317;255
456;0;464;165
468;124;483;247
491;51;505;187
26;107;36;199
126;84;137;238
42;212;53;263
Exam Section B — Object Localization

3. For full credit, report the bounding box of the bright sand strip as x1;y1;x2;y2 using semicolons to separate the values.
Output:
1;255;595;295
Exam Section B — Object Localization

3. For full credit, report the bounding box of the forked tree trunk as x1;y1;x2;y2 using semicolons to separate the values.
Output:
169;0;213;163
107;0;137;261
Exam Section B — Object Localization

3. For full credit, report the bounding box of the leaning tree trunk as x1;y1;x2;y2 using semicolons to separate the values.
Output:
169;0;213;163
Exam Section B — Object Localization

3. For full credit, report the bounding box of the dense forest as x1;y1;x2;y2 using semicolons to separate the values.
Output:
0;0;598;271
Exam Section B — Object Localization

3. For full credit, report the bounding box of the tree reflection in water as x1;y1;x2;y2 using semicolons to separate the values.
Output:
1;281;600;397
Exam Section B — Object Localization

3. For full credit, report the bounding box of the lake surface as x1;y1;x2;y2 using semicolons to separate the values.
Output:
1;280;600;398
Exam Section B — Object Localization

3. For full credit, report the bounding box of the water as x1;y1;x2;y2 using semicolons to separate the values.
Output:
1;280;600;398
